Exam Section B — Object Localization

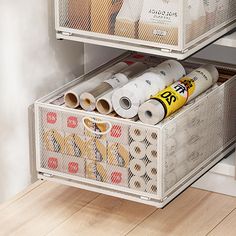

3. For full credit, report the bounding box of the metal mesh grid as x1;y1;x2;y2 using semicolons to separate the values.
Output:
57;0;236;51
58;0;181;46
35;53;236;201
162;79;236;194
184;0;236;44
38;107;159;196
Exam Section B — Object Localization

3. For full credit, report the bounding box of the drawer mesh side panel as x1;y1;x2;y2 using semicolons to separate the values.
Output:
37;107;160;197
163;80;236;193
184;0;236;44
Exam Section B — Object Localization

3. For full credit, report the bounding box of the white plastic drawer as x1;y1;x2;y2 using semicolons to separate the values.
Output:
35;54;236;207
55;0;236;59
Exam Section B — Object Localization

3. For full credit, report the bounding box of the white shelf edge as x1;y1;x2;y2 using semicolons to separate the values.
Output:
210;152;235;177
214;32;236;48
193;172;236;197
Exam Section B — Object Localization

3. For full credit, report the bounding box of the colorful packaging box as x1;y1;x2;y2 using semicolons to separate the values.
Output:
107;142;130;168
86;160;107;182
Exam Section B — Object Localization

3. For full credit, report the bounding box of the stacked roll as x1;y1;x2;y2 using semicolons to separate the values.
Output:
112;60;186;119
64;61;130;108
128;126;158;194
95;62;148;114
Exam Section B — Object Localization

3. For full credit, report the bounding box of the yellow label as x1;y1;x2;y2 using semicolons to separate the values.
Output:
180;77;196;97
151;81;188;117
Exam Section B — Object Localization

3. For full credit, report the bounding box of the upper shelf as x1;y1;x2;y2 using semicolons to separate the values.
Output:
215;32;236;48
55;0;236;60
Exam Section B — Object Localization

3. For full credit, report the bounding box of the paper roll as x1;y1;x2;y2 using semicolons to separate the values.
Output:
81;62;148;111
129;159;146;176
146;180;157;194
146;130;158;145
138;65;219;125
146;145;158;162
96;90;115;115
129;176;146;192
146;162;157;179
96;62;148;114
129;125;146;142
130;141;146;159
112;60;186;118
64;62;128;108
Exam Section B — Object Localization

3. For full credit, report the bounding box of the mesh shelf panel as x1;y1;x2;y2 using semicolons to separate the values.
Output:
57;0;236;51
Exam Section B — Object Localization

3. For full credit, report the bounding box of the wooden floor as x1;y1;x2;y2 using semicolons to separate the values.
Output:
0;181;236;236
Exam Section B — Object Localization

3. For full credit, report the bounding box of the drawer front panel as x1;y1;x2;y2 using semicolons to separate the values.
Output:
55;0;236;57
37;107;161;199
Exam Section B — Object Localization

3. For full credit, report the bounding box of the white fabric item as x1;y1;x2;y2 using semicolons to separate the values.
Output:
189;0;206;21
116;0;144;22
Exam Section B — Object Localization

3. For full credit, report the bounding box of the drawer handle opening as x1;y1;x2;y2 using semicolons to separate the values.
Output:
82;117;112;135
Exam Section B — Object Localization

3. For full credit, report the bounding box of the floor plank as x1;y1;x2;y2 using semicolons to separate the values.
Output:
208;208;236;236
0;180;44;211
46;194;157;236
127;188;236;236
0;181;99;236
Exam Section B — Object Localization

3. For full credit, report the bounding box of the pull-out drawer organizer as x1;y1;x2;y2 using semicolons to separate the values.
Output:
35;54;236;207
55;0;236;59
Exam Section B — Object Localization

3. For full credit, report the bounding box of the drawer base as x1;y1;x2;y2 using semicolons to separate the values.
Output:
38;141;235;208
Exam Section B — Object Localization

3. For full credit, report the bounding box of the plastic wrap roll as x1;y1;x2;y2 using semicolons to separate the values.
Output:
146;130;158;144
138;65;219;125
81;62;148;111
129;125;146;142
96;90;114;115
129;176;146;192
146;180;157;194
146;145;158;162
64;62;129;108
130;141;146;159
146;162;157;179
129;159;146;176
112;60;186;118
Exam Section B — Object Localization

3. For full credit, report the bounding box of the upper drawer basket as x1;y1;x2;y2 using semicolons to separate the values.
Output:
55;0;236;59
